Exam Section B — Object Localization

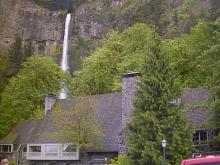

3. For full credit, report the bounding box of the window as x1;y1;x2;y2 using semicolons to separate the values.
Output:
29;146;41;152
0;145;12;153
46;145;60;153
193;130;209;145
45;145;60;157
63;144;76;152
23;147;27;152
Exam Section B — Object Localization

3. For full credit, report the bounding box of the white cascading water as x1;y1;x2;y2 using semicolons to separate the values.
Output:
59;13;71;99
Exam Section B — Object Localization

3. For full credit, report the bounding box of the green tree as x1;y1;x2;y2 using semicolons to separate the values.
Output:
51;97;103;150
71;23;158;95
0;55;69;137
207;21;220;150
71;31;123;95
119;23;158;73
110;155;133;165
128;33;193;165
161;22;217;88
51;97;103;163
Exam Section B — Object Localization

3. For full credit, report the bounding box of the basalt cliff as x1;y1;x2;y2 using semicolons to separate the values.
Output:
0;0;219;71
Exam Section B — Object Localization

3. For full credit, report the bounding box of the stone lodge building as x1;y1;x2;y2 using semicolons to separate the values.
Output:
0;73;213;165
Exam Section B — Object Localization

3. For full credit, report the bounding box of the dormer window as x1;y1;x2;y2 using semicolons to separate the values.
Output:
0;144;13;153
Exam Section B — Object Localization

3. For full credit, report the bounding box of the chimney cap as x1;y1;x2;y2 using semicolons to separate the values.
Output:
122;72;141;78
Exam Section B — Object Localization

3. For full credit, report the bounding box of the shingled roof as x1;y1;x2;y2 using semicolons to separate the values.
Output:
181;88;213;129
94;93;122;152
60;93;122;152
0;120;39;144
19;92;122;152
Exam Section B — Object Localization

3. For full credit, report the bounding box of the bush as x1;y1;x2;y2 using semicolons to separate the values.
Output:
110;155;133;165
209;135;220;151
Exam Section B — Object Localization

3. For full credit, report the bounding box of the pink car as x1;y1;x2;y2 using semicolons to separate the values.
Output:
180;155;220;165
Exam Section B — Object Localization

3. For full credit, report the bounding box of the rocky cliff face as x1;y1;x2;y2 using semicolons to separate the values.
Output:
0;0;126;57
0;0;65;55
72;0;125;40
0;0;216;63
73;0;212;40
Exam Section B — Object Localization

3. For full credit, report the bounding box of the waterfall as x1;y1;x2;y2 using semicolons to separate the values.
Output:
59;13;71;99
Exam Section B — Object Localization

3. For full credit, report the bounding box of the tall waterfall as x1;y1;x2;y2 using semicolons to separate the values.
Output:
59;13;71;99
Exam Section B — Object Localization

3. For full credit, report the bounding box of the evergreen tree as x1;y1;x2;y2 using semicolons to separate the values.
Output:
128;33;193;165
208;23;220;133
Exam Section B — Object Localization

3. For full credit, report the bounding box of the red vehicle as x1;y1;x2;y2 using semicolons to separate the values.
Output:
180;155;220;165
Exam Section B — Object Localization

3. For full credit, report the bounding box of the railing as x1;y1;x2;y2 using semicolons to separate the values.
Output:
28;152;41;157
62;152;77;157
27;150;79;160
45;152;58;157
26;144;79;160
27;151;79;160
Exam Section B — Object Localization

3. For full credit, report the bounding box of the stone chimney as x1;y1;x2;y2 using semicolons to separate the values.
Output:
44;93;57;115
122;72;140;129
119;72;140;154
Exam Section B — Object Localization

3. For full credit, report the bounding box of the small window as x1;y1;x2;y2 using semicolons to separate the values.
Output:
0;145;12;153
200;131;208;144
29;146;41;152
63;144;76;152
193;130;209;145
46;145;60;152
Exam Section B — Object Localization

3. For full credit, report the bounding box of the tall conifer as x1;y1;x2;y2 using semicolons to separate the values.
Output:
128;32;193;165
